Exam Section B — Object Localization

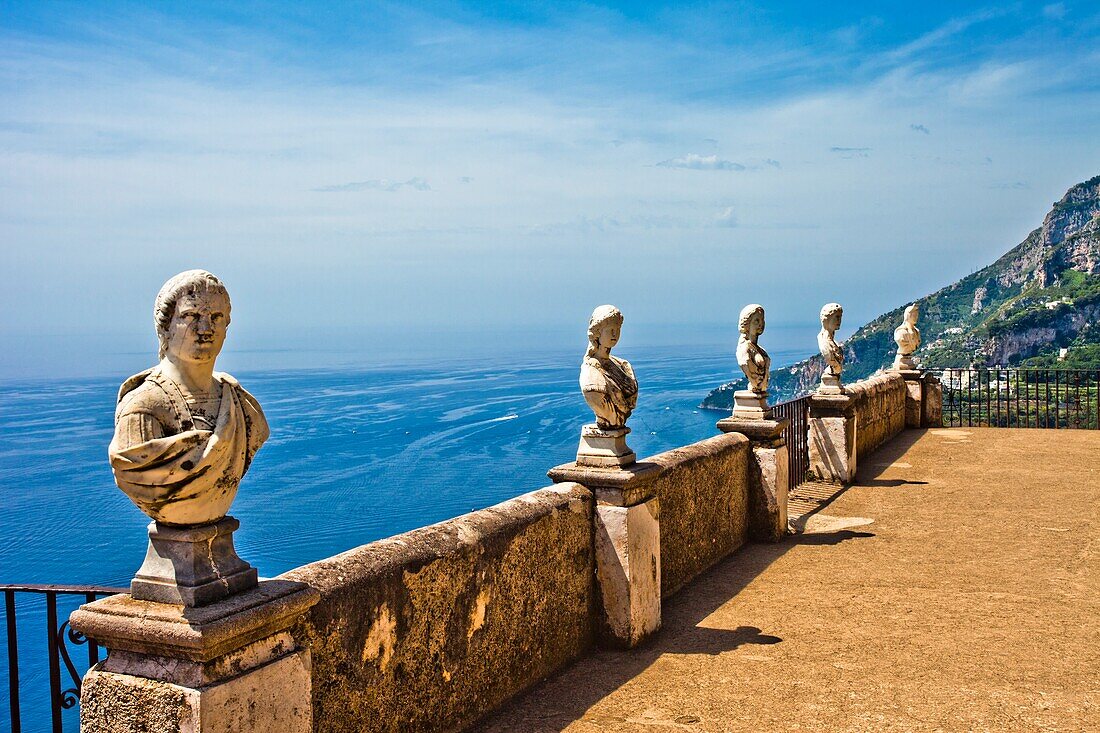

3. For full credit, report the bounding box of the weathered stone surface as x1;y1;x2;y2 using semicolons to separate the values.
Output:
922;374;943;427
716;418;788;540
131;516;257;607
71;579;319;665
80;650;312;733
280;484;595;733
576;424;636;467
593;499;661;647
904;377;923;428
750;443;789;542
808;414;857;484
547;460;662;506
642;434;751;598
846;372;907;458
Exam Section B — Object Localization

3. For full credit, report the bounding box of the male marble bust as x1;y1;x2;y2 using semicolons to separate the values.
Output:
817;302;845;394
109;270;269;527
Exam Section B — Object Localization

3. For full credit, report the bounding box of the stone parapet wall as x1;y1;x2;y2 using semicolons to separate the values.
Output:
644;433;752;598
281;484;595;733
847;372;908;458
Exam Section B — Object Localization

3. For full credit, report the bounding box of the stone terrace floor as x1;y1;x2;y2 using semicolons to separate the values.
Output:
480;428;1099;732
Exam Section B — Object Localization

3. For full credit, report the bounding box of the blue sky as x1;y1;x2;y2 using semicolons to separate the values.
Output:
2;1;1098;374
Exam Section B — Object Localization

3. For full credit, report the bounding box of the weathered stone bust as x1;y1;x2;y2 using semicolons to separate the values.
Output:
109;270;269;527
576;305;638;467
817;302;845;394
893;303;921;370
737;304;770;394
580;305;638;430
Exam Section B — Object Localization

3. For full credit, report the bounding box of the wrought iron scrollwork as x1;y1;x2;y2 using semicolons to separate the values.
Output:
56;620;87;709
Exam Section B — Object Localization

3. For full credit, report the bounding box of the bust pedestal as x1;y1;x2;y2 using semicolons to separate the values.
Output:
576;424;636;467
71;580;319;733
818;372;843;395
132;516;257;607
807;392;857;484
732;390;772;420
717;417;789;541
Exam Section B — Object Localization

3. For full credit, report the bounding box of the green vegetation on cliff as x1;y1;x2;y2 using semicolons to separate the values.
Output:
702;175;1100;409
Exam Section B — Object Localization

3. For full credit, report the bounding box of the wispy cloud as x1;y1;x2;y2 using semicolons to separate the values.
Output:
910;123;931;134
713;207;738;228
656;154;745;171
1043;3;1067;20
313;177;431;193
830;147;871;159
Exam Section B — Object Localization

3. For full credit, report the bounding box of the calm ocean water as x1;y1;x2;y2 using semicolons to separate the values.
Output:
0;341;809;729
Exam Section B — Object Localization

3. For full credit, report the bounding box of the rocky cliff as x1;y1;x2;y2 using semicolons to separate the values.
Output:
702;174;1100;409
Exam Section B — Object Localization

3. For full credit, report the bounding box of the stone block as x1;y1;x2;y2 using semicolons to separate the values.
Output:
593;499;661;647
716;417;788;541
731;390;771;420
131;516;257;607
80;649;312;733
903;377;923;428
750;443;789;542
922;374;943;427
576;424;636;467
72;580;319;733
808;395;857;485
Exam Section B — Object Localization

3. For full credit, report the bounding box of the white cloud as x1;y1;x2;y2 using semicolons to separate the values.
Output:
656;154;745;171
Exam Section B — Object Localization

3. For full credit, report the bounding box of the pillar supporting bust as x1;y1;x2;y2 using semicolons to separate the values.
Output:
548;461;661;648
807;392;858;484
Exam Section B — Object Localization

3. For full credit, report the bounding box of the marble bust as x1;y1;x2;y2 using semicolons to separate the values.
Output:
737;304;770;394
576;305;638;467
580;305;638;430
109;270;269;527
817;302;845;394
893;303;921;370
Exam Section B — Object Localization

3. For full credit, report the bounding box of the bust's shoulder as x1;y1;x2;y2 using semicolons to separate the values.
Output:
116;376;176;424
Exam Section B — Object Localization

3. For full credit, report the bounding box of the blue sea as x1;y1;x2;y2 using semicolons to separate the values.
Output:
0;335;812;730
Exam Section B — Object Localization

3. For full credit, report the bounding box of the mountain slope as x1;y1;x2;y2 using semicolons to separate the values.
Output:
702;175;1100;409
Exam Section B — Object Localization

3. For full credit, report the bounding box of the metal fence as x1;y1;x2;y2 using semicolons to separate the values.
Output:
3;584;126;733
772;394;812;491
934;368;1100;430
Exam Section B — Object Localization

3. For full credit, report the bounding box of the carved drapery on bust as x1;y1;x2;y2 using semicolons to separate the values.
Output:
108;270;269;527
737;304;771;394
893;303;921;370
580;305;638;430
817;302;845;394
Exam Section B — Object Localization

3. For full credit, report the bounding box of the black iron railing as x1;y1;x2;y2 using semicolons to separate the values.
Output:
934;368;1100;429
773;394;812;491
3;584;126;733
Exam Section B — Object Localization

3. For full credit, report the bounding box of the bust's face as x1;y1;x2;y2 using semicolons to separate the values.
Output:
165;288;231;365
751;312;765;338
598;320;621;350
824;311;842;333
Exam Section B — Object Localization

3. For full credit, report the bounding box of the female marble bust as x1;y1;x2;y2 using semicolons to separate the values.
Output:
108;270;269;526
818;302;845;392
893;303;921;369
737;304;770;394
580;305;638;430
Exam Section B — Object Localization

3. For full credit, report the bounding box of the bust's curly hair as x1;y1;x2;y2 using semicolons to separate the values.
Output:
738;304;764;335
153;270;230;359
586;304;624;358
819;302;843;326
